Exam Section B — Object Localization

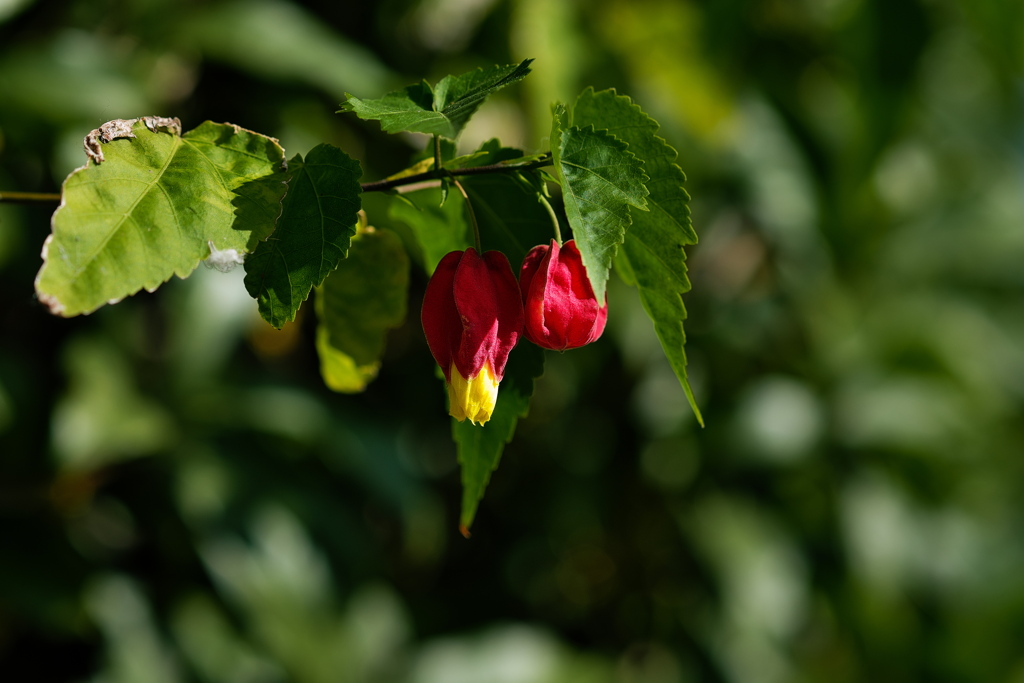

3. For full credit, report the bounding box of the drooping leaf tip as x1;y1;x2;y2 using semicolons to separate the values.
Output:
459;524;472;539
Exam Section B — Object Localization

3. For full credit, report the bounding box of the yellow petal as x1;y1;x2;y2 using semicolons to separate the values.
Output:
447;361;499;426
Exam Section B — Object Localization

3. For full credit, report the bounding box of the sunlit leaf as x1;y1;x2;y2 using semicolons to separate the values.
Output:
342;81;451;137
341;60;532;140
315;326;379;393
549;103;649;302
432;59;533;137
454;342;544;535
573;88;701;423
36;119;285;317
243;143;362;328
316;227;409;393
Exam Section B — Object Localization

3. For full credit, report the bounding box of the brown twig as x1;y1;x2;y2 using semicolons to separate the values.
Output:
359;153;551;193
0;151;554;204
0;191;62;204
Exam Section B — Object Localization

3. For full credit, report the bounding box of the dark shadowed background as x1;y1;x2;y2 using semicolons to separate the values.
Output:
2;0;1024;681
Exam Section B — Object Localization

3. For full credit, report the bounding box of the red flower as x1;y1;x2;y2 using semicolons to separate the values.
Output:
519;239;607;350
421;248;524;425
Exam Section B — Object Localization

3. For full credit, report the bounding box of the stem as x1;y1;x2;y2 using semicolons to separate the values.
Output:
0;152;555;203
538;193;562;245
359;153;551;194
0;191;61;204
451;177;481;253
433;135;442;171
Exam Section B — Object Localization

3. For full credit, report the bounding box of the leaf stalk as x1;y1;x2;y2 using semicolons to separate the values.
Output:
539;193;562;245
450;177;482;253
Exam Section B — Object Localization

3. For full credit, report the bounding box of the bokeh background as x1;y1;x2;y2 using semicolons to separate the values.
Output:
2;0;1024;680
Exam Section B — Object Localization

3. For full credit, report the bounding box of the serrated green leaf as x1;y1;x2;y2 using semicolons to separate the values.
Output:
36;120;286;317
433;59;533;137
243;143;362;328
549;103;649;302
573;88;702;423
341;60;532;140
341;81;453;137
315;227;409;393
454;341;544;535
386;188;470;274
573;89;697;246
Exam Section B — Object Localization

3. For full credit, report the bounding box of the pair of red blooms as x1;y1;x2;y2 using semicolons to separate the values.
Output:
422;239;607;425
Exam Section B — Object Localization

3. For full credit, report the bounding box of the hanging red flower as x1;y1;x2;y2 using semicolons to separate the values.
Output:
519;239;608;351
421;248;524;425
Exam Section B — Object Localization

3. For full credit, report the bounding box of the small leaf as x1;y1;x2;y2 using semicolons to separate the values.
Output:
573;88;701;423
454;341;544;535
341;60;532;140
243;143;363;328
341;81;453;138
433;59;533;138
36;120;286;317
549;103;649;302
315;226;410;393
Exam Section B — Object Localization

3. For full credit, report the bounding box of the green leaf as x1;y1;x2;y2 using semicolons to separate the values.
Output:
341;59;532;140
341;81;453;137
454;342;544;535
315;327;378;393
549;103;649;302
433;59;533;137
243;143;363;328
36;119;286;317
463;171;556;268
573;88;702;423
386;188;470;274
315;227;410;393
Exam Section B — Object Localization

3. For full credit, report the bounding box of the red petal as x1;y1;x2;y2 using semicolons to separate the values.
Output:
519;242;552;306
452;248;524;381
521;239;607;350
554;240;606;348
421;250;464;382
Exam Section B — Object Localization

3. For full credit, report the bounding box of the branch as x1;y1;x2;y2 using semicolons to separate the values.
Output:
359;153;552;193
0;152;554;204
0;191;62;204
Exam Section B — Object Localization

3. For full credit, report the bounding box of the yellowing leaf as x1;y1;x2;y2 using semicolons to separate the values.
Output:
36;119;286;316
315;227;409;393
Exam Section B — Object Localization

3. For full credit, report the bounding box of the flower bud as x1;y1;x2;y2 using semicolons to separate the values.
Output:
421;248;524;425
519;239;607;350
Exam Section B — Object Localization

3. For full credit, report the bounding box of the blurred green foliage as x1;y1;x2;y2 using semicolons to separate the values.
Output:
2;0;1024;681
